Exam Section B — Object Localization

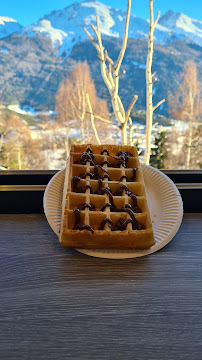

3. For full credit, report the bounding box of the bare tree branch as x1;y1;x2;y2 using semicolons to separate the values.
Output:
115;0;131;72
117;70;126;78
108;62;114;86
144;0;162;164
105;50;114;66
94;17;113;91
96;15;101;40
152;77;158;84
86;93;101;145
153;98;165;112
83;27;100;52
90;23;99;38
85;112;113;124
128;117;133;145
191;135;199;143
154;11;160;28
83;0;138;144
94;115;113;124
125;95;138;122
117;97;126;120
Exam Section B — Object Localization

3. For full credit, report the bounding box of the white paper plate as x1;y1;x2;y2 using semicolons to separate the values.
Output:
43;165;183;259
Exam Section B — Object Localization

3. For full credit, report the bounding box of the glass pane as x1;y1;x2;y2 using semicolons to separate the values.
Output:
0;0;201;170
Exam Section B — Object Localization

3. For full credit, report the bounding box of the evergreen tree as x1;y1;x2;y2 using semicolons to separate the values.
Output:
150;131;167;169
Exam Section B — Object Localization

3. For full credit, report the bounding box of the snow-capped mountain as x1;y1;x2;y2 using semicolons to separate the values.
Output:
24;1;129;56
20;1;201;57
25;19;67;49
159;10;202;46
0;1;201;114
1;2;201;56
0;16;23;39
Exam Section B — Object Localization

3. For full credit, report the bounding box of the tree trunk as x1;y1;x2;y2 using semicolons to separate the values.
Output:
128;117;133;145
64;137;70;158
84;2;139;145
144;0;154;165
7;153;10;169
78;88;85;142
111;92;125;125
186;89;194;169
186;121;193;169
145;90;153;164
121;122;127;145
17;141;22;170
86;93;101;145
0;133;4;152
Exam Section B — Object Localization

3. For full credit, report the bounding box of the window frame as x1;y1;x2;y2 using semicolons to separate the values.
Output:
0;170;201;213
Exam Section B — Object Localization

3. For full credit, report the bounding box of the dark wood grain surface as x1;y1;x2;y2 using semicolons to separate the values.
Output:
0;214;202;360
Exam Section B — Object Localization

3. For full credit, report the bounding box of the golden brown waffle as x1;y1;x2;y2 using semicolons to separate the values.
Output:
59;144;155;249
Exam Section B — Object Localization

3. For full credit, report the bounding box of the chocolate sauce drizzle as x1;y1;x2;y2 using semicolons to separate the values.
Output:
100;148;109;155
73;208;94;234
119;168;137;182
78;203;95;211
94;179;112;197
72;176;92;194
74;148;94;165
72;147;144;233
121;202;142;214
124;208;145;230
94;179;104;194
105;150;133;168
100;203;116;212
99;211;145;231
74;147;108;176
114;184;132;196
115;218;134;231
80;171;95;179
102;174;111;181
115;150;132;168
99;218;113;230
100;160;110;167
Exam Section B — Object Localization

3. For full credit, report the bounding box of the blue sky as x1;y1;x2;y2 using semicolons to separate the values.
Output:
0;0;201;25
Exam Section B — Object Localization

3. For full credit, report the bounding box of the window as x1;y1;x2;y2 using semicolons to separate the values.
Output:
0;1;201;170
0;169;201;213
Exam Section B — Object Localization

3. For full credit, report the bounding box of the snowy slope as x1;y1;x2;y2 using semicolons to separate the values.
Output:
159;10;202;46
25;19;67;49
0;17;23;39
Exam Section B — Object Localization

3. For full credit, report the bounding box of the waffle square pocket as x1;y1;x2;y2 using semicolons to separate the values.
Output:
59;144;155;249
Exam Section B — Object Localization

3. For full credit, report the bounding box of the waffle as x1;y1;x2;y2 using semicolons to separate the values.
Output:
59;144;155;249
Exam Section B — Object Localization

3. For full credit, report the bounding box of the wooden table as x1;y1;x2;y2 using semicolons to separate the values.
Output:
0;214;202;359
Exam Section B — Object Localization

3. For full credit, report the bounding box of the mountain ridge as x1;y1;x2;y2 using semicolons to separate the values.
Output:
0;16;23;39
0;1;201;49
0;1;201;116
